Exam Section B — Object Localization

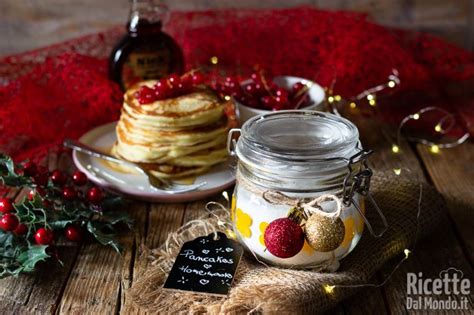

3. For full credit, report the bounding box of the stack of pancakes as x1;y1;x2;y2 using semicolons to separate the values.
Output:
112;81;230;180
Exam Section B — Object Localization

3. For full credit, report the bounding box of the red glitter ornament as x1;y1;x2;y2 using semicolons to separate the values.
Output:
264;218;304;258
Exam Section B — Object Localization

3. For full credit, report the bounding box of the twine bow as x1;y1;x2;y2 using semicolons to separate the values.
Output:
262;191;343;218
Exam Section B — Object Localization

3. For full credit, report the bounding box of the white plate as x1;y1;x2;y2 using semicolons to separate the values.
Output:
72;122;235;202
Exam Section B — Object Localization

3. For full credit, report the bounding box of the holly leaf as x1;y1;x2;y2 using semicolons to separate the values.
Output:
16;245;50;273
87;221;122;253
0;154;31;187
100;211;133;229
49;219;75;229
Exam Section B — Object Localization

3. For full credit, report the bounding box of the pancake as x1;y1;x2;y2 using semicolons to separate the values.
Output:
113;79;231;180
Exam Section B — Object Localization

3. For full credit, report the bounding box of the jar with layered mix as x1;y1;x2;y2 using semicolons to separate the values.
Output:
228;111;382;268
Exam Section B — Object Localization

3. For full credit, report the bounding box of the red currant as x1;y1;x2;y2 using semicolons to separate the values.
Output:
23;161;37;177
0;198;14;213
87;187;103;204
136;86;155;104
50;170;66;186
168;74;181;86
34;228;54;245
62;186;77;201
153;80;169;99
224;77;239;89
261;95;276;109
13;223;28;236
291;82;305;95
0;213;19;231
244;83;256;95
65;225;83;242
191;72;204;85
254;82;266;95
72;171;88;186
250;72;260;81
275;87;289;98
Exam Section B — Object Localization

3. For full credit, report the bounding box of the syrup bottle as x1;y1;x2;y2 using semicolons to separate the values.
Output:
109;0;184;90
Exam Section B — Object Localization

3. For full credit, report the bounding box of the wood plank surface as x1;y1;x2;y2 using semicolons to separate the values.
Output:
417;143;474;265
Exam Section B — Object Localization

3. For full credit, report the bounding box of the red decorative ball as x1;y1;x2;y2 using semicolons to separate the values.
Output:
72;171;88;186
0;213;19;231
23;161;37;177
34;228;54;245
65;225;83;242
50;170;66;186
87;187;103;204
62;186;77;201
264;218;304;258
0;198;14;213
13;223;28;236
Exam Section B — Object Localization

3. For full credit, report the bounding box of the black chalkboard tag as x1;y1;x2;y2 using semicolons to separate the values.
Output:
163;232;243;296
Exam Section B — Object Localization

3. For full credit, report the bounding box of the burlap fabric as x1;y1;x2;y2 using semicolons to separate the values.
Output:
128;172;445;314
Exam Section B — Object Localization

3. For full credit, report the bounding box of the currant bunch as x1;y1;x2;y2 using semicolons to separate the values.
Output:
135;71;205;104
213;70;311;111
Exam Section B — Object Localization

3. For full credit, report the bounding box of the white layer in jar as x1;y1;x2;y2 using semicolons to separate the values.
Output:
231;184;365;267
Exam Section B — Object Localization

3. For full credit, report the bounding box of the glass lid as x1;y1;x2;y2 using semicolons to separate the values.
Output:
238;111;359;161
234;110;361;189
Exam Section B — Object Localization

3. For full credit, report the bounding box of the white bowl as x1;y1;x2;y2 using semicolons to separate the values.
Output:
234;75;326;124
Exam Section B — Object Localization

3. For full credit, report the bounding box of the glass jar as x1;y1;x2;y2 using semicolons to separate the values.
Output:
228;111;370;268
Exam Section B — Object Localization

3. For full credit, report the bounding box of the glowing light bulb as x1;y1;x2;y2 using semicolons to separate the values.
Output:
392;144;400;153
388;80;396;88
349;102;356;109
327;96;334;103
393;168;401;175
434;124;442;132
210;56;219;65
369;99;376;106
224;95;231;101
404;249;411;258
323;284;335;294
430;145;440;154
367;94;374;101
334;95;342;101
412;113;420;120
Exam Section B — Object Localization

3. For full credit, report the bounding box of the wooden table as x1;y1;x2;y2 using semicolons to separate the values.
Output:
0;114;472;314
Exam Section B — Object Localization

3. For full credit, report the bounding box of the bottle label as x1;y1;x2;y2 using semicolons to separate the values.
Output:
122;46;171;89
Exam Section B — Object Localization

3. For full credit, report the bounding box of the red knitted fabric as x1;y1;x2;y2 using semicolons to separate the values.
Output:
0;7;472;162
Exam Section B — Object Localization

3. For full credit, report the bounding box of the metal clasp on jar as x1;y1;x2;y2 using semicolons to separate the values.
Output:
227;128;241;156
342;149;388;238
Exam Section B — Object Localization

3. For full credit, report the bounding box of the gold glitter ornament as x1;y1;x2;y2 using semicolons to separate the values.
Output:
305;213;345;252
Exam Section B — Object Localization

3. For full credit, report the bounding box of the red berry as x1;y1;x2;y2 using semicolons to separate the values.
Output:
13;223;28;236
65;225;83;242
291;82;306;95
29;187;46;200
191;72;204;85
72;171;88;186
153;80;169;99
264;218;304;258
254;82;266;95
136;86;155;104
275;87;289;98
224;77;239;89
23;161;37;177
250;72;260;81
87;187;103;204
50;170;66;186
33;172;49;186
34;228;54;245
62;186;77;201
168;74;181;86
0;213;19;231
261;95;276;109
0;198;14;213
244;83;256;95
